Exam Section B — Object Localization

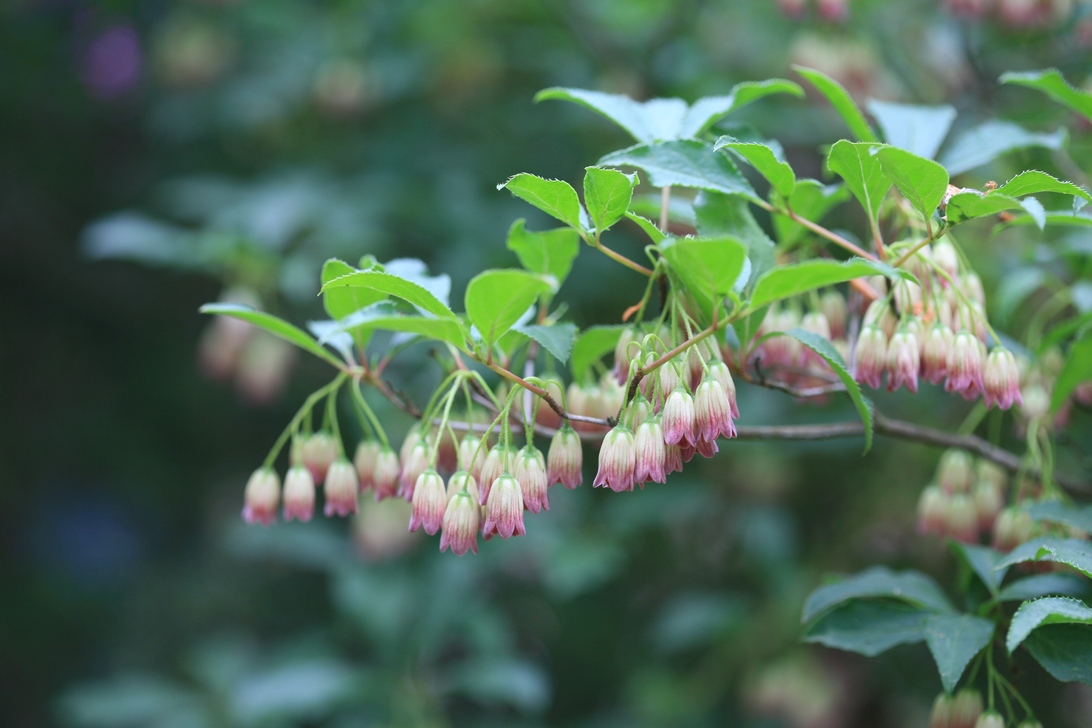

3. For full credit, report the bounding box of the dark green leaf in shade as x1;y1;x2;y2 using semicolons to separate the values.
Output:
1007;597;1092;654
694;191;776;286
505;219;580;285
786;328;873;453
1052;330;1092;412
599;140;759;203
794;66;878;142
583;167;637;233
1025;500;1092;534
874;146;949;222
803;601;930;657
996;536;1092;579
1025;624;1092;684
827;141;891;221
801;566;953;623
713;138;795;197
939;121;1067;176
924;613;995;693
199;303;345;369
513;322;578;363
998;573;1092;603
944;193;1024;225
464;269;554;348
498;173;587;231
1001;69;1092;123
571;325;626;380
867;100;955;160
949;541;1009;596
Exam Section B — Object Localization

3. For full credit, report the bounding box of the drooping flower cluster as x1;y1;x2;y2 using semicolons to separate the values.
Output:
929;688;984;728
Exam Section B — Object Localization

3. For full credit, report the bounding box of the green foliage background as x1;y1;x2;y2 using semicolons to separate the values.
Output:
2;0;1090;725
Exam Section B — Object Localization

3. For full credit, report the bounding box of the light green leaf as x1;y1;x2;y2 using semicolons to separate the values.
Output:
794;66;878;142
679;79;804;137
513;322;578;363
321;258;385;320
924;613;995;693
505;219;580;285
1008;597;1092;654
1025;500;1092;534
950;542;1009;596
659;236;748;314
1025;624;1092;684
199;303;345;368
571;325;626;380
803;601;929;657
996;536;1092;579
994;170;1092;203
874;146;949;222
465;269;554;348
694;192;776;287
599;140;759;202
867;100;955;160
714;139;795;197
939;121;1067;176
583;167;637;232
771;179;850;247
749;258;906;311
801;566;953;623
998;573;1092;603
625;211;666;243
786;328;873;453
1053;330;1092;412
945;192;1024;225
498;173;586;231
1001;69;1092;123
999;211;1092;230
319;270;457;320
325;303;469;349
827;141;891;221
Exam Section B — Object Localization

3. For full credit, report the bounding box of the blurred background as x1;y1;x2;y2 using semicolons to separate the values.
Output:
3;0;1092;726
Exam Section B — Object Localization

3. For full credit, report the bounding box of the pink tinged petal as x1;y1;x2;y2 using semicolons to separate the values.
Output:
547;426;583;489
662;388;695;446
439;491;479;555
634;419;667;484
282;466;315;523
514;447;549;514
853;325;887;390
399;441;431;501
886;330;920;393
409;469;447;535
242;467;280;525
483;474;525;539
694;378;733;442
323;459;359;517
372;448;400;501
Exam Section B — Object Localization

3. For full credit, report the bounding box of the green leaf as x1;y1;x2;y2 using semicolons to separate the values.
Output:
827;141;891;221
1025;623;1092;684
321;258;385;320
924;613;995;693
325;303;469;349
749;258;905;312
694;192;776;287
874;146;949;222
498;173;586;231
995;268;1048;325
998;573;1092;603
624;211;666;243
771;179;849;247
867;100;955;160
659;236;748;314
1025;500;1092;534
320;270;457;320
996;536;1092;579
794;66;878;142
599;140;759;202
949;542;1009;596
513;322;578;363
994;170;1092;203
999;211;1092;230
199;303;345;369
785;328;874;453
571;325;626;380
583;167;637;232
713;139;795;197
939;121;1067;176
1053;330;1092;412
505;219;580;285
1001;69;1092;123
945;192;1025;225
1008;597;1092;654
803;601;929;657
465;270;554;348
535;80;802;143
801;566;954;623
232;659;362;723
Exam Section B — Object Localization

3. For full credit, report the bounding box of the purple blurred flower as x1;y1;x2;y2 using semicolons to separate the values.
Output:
83;24;142;99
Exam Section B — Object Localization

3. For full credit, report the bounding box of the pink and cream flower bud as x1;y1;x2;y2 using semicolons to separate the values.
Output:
937;449;975;494
820;290;848;339
916;485;949;536
514;446;549;514
627;394;652;430
929;693;954;728
439;491;479;555
298;432;339;484
694;376;736;441
482;472;526;539
353;440;380;492
663;443;684;474
547;424;583;489
992;507;1033;551
952;689;984;728
662;387;696;446
863;300;897;340
242;467;280;525
634;416;667;484
658;359;682;409
612;326;639;385
708;360;739;419
446;470;479;504
282;465;315;522
372;446;400;500
973;711;1004;728
973;480;1004;532
478;444;511;505
886;327;920;393
945;329;983;397
399;439;432;501
947;493;979;543
457;434;487;482
922;322;953;385
983;348;1022;410
854;324;888;389
409;468;447;535
933;239;960;283
323;458;359;517
593;425;636;492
